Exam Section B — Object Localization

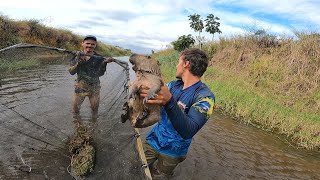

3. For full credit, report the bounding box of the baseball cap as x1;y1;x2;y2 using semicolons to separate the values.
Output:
83;35;97;41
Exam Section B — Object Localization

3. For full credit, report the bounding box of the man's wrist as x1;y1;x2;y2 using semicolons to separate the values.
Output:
104;57;114;63
164;96;175;108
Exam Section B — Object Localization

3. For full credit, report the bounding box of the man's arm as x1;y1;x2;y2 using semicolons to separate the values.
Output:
99;57;114;76
68;52;82;75
164;96;214;139
140;84;214;139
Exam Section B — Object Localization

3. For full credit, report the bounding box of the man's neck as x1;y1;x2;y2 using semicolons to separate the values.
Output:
84;51;94;55
181;73;200;90
83;51;94;60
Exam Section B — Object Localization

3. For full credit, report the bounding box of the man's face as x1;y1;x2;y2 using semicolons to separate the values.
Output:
175;55;185;79
81;39;97;54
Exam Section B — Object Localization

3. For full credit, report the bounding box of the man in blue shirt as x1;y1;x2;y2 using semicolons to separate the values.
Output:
140;48;215;178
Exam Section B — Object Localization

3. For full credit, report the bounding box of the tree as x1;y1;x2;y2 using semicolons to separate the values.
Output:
171;34;195;52
205;14;222;40
188;14;204;49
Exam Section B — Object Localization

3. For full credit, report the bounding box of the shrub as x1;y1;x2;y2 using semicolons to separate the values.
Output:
171;34;195;52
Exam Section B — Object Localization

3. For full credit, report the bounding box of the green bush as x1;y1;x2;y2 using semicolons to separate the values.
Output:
171;34;195;52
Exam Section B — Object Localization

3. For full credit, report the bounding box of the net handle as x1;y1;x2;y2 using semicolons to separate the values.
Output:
0;43;129;69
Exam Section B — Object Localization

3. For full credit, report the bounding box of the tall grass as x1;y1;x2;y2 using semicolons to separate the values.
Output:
152;48;179;82
0;15;131;58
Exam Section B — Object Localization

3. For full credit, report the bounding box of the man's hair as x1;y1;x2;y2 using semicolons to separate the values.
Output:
181;48;209;77
83;35;97;42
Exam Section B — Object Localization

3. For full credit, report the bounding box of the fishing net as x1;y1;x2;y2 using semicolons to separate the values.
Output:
0;43;151;179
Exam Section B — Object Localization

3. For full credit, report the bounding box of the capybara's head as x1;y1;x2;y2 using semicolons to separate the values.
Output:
129;54;161;75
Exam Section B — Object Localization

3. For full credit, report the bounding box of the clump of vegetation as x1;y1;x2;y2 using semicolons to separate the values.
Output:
71;144;95;177
171;34;195;52
69;125;95;177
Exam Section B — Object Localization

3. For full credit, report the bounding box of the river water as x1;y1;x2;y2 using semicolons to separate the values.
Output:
0;56;319;180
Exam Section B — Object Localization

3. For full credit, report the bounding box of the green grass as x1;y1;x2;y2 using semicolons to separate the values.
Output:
0;58;40;72
203;67;320;149
153;49;179;82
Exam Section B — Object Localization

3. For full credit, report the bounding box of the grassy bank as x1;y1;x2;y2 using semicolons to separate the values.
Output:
0;15;131;72
0;58;40;71
153;34;320;151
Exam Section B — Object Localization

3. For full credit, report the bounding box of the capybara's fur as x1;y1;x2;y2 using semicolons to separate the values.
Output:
121;54;163;128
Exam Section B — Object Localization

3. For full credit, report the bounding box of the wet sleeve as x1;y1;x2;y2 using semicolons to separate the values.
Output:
68;57;78;75
99;61;107;76
164;96;215;139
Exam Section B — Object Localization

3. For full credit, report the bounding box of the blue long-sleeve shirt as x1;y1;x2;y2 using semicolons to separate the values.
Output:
146;79;215;157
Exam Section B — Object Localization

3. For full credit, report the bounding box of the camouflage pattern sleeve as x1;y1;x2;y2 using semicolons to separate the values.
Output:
98;58;108;76
68;56;78;75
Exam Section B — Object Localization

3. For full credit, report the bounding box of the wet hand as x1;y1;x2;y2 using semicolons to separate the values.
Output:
104;57;114;63
140;84;172;106
74;51;86;64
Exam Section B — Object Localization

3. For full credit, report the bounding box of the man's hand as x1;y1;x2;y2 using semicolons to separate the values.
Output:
74;51;86;64
104;57;114;63
140;84;172;106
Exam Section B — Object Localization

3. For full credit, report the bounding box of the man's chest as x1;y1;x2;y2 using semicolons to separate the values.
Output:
172;90;193;113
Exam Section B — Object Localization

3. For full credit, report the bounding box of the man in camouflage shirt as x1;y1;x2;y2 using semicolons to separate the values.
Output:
69;35;113;122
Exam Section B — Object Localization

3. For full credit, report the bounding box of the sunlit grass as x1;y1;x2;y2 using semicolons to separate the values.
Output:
204;66;320;150
153;49;179;82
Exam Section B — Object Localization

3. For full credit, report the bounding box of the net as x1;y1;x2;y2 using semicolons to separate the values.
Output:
0;43;150;179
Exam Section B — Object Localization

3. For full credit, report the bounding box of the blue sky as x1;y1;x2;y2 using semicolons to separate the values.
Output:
1;0;319;54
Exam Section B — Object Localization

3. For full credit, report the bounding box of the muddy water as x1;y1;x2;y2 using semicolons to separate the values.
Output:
1;57;320;180
172;112;320;180
0;59;145;180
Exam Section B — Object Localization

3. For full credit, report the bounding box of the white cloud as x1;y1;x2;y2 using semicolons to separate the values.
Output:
214;0;320;26
0;0;319;53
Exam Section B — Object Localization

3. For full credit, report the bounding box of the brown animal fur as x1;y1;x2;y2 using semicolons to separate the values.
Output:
121;54;163;128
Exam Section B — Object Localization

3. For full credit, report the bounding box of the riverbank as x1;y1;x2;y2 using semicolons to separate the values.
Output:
0;15;132;73
153;34;320;151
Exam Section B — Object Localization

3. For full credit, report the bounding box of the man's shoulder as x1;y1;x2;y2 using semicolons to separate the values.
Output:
168;79;183;87
195;82;215;102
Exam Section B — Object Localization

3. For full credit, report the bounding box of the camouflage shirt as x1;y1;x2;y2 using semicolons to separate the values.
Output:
69;54;107;84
